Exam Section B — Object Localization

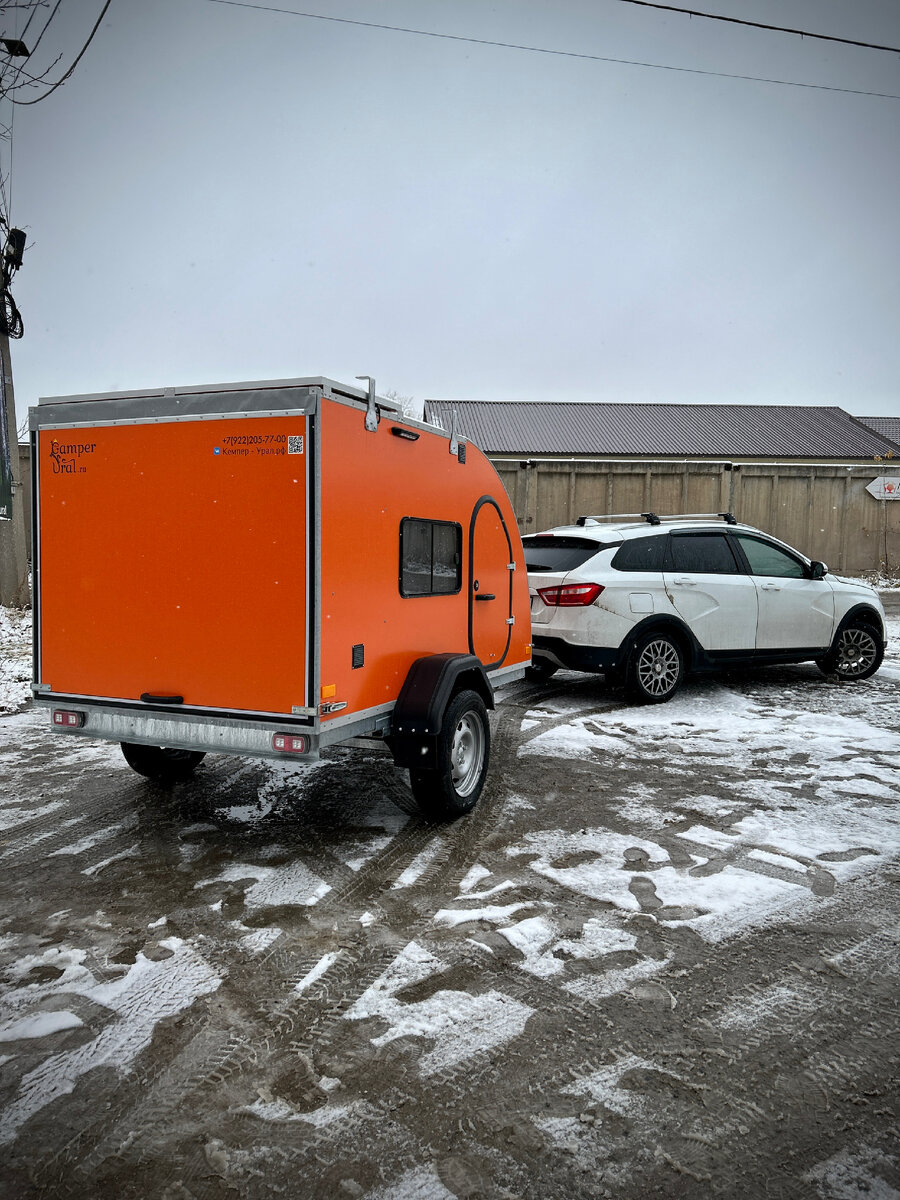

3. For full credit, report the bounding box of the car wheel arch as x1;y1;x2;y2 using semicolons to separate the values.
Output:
618;615;698;672
833;603;884;642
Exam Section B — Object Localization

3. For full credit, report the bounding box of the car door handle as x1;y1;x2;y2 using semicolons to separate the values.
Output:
475;593;496;601
672;576;696;586
760;582;780;591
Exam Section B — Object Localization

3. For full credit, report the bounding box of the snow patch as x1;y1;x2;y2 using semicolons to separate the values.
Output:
345;941;533;1076
0;1011;84;1042
0;937;220;1146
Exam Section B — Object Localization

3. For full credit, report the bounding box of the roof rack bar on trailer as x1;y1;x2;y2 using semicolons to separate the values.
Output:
576;511;737;527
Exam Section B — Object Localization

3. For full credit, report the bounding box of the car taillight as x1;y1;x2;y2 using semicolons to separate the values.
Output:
272;733;309;754
537;583;605;607
53;709;85;728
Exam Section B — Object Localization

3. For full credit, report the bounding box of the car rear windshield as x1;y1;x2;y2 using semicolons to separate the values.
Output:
522;535;604;572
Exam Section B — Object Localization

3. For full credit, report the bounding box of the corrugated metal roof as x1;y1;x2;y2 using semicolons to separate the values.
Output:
423;401;900;459
857;416;900;449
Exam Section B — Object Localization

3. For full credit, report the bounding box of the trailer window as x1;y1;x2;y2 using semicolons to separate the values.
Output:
400;518;462;596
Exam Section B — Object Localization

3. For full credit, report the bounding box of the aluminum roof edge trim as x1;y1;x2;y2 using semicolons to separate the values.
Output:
36;376;370;406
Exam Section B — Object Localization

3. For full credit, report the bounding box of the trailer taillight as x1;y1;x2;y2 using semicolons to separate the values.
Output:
537;583;605;607
272;733;309;754
53;709;85;728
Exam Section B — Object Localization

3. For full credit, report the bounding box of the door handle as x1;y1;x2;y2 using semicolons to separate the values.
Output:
672;576;696;586
475;593;496;601
760;582;780;591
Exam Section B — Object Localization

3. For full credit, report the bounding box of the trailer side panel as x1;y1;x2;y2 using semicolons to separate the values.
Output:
319;399;529;721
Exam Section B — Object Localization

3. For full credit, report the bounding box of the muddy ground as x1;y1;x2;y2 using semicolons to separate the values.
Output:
1;638;898;1199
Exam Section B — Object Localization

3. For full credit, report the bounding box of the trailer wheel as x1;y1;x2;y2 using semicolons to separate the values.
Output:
121;742;206;783
408;689;490;820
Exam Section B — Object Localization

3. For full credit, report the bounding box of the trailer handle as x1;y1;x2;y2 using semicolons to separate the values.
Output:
355;375;379;432
140;693;184;705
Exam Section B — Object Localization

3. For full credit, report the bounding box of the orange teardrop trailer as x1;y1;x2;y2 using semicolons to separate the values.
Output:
31;377;530;818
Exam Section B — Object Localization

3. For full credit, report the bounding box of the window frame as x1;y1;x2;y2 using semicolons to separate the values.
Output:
667;531;743;575
398;516;463;598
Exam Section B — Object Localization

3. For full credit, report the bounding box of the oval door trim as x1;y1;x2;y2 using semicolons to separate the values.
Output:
467;494;514;669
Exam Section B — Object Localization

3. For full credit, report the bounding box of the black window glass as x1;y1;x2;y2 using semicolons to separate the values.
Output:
522;535;602;573
735;534;806;579
400;518;461;596
611;535;666;573
670;533;739;574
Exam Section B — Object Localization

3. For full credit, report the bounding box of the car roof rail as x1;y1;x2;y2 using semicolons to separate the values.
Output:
575;511;737;528
575;512;659;527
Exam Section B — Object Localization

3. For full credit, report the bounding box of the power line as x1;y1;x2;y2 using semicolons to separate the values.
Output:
9;0;112;106
203;0;900;100
612;0;900;55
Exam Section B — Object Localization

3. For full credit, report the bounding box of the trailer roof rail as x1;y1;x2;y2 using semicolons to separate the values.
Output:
575;511;737;528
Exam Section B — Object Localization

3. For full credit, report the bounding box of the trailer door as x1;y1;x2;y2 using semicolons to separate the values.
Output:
36;414;311;716
469;496;514;669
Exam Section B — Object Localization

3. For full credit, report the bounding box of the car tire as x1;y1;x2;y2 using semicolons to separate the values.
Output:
816;620;883;681
624;631;685;704
525;659;559;683
408;689;490;821
121;742;206;782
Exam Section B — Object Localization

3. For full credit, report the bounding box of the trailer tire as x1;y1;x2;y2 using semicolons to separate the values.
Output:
121;742;206;783
408;689;490;820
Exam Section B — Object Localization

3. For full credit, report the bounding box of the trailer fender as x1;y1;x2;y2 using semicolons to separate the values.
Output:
387;653;493;770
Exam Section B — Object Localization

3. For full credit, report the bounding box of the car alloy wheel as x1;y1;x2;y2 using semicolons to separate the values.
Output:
834;625;878;678
636;638;682;698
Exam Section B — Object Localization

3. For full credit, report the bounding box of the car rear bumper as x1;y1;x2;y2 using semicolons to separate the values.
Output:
532;635;619;674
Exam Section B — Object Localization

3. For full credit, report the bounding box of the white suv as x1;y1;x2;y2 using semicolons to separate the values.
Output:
523;513;886;703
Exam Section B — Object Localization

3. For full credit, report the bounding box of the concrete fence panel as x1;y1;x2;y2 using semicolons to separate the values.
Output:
492;457;899;577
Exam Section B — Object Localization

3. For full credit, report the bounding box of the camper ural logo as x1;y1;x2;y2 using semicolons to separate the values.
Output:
49;439;96;475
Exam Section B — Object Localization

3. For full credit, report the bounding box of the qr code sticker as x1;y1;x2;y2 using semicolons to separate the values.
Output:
288;436;304;455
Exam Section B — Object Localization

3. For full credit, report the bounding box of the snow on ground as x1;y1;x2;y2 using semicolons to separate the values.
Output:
500;616;900;959
344;940;534;1076
195;860;332;910
805;1143;900;1200
0;604;31;714
0;937;221;1146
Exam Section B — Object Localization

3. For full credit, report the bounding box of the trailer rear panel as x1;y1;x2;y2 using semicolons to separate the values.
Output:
36;414;310;715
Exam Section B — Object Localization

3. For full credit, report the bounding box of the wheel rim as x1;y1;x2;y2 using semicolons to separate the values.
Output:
835;627;877;677
450;710;485;798
636;639;680;696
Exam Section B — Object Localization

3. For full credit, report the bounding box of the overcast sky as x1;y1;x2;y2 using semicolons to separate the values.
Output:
3;0;899;428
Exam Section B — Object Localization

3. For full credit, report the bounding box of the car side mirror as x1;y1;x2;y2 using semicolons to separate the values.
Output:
809;561;827;580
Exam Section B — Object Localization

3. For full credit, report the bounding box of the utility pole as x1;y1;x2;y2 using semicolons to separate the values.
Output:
0;297;29;609
0;215;29;606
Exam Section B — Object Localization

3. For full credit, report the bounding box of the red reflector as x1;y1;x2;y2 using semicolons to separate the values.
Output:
53;709;85;729
272;733;309;754
537;583;605;607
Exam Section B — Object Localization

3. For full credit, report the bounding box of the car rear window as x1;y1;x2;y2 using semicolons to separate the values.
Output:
611;535;666;572
522;535;603;573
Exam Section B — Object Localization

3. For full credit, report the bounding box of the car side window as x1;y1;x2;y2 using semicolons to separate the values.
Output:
670;533;740;574
399;518;462;596
735;534;806;579
611;535;666;572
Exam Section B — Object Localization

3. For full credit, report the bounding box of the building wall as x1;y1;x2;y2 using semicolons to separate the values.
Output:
493;458;899;576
